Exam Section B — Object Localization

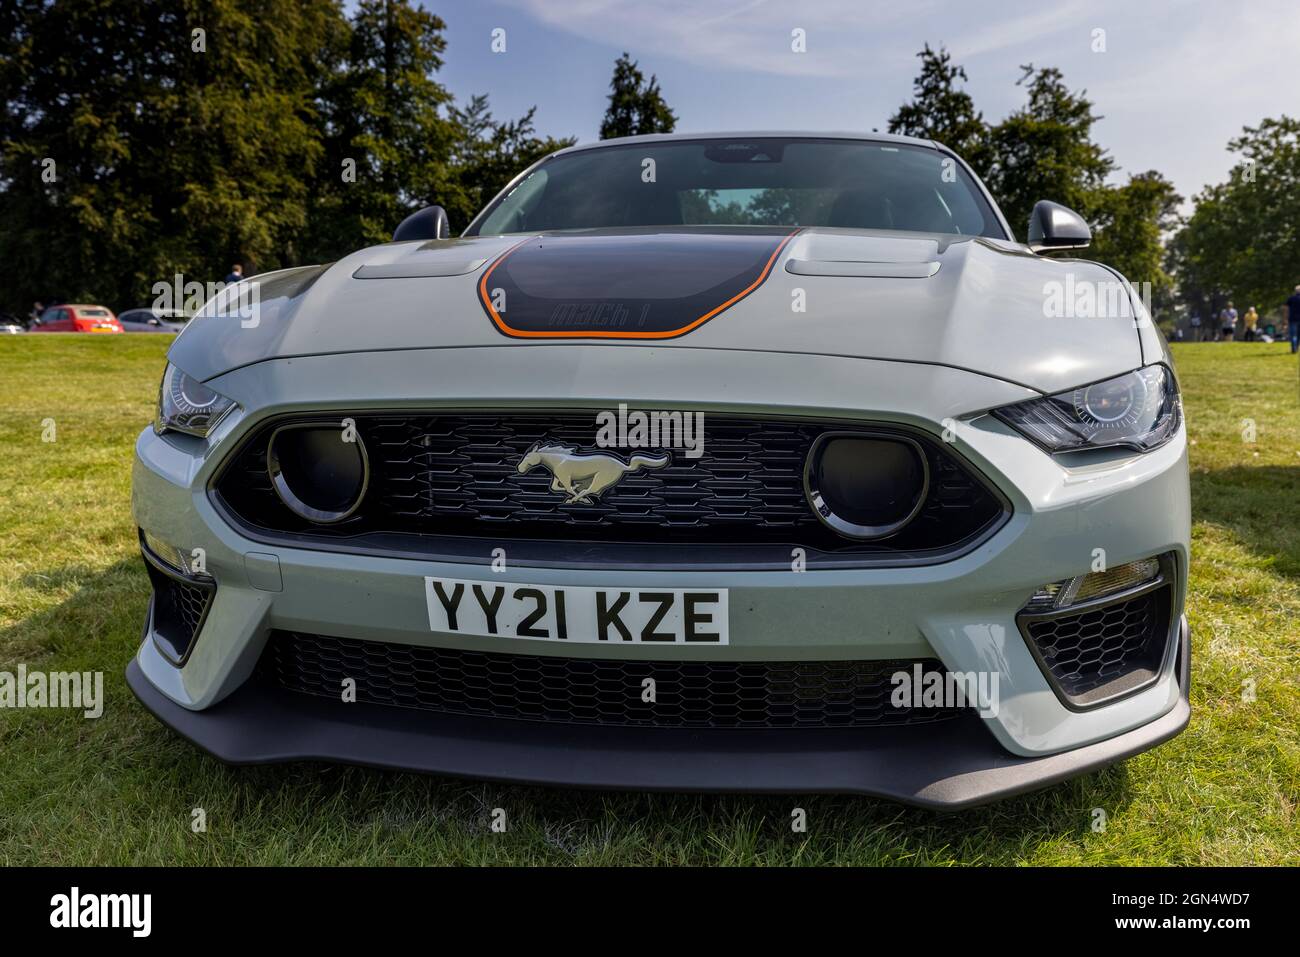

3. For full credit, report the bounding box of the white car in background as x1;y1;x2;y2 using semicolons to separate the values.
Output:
118;307;188;333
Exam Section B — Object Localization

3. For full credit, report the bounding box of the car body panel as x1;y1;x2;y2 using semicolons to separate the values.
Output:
169;228;1143;395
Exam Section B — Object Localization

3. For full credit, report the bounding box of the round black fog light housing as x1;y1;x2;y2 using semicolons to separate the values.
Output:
267;422;369;524
804;432;929;540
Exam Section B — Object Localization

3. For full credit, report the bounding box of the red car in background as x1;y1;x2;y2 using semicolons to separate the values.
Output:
31;304;123;333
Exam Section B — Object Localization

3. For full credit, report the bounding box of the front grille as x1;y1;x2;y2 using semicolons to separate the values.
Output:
258;631;965;729
1021;584;1172;707
215;411;1006;560
143;555;215;664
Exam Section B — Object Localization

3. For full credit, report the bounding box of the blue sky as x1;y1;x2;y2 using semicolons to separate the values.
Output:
433;0;1297;214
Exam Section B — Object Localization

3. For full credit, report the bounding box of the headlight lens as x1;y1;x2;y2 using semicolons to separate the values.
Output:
993;364;1181;453
154;364;236;437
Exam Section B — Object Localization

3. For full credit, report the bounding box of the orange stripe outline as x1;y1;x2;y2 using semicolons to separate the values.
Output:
477;229;801;340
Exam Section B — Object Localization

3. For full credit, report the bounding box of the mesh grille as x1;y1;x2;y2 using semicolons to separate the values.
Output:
215;412;1005;556
258;631;965;729
169;579;210;636
145;558;214;663
1023;585;1171;705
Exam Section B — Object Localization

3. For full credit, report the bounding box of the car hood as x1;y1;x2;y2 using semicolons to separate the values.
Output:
170;227;1148;395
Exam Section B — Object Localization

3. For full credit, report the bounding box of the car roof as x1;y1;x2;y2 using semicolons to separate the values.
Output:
551;130;940;158
63;304;114;311
122;307;185;317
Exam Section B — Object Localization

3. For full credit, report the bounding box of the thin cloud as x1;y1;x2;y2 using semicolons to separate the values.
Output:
947;0;1092;61
495;0;940;77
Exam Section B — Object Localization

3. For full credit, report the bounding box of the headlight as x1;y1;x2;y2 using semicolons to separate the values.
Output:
154;364;236;437
992;364;1181;453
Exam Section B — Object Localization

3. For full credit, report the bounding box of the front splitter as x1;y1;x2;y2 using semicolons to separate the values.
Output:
127;618;1190;810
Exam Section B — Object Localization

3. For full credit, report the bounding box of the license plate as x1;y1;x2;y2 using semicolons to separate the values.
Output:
425;576;728;645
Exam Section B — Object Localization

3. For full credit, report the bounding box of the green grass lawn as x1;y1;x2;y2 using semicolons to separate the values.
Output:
1;336;1297;865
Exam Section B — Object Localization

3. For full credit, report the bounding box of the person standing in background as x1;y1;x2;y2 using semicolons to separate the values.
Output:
1286;286;1300;354
223;263;244;285
1219;301;1238;341
1242;306;1259;341
1189;310;1203;341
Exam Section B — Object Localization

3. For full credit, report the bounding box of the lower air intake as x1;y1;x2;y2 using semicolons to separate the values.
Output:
1020;583;1173;708
258;631;966;730
144;557;215;664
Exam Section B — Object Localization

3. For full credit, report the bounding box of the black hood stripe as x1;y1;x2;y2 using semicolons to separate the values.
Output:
477;228;800;340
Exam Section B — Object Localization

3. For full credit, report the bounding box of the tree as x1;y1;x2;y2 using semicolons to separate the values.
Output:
443;96;574;232
599;53;676;139
307;1;574;254
887;49;1178;313
887;44;989;176
1088;170;1182;310
1172;116;1300;316
307;0;457;259
1165;223;1220;324
0;0;579;311
983;65;1116;239
0;0;342;311
174;0;346;277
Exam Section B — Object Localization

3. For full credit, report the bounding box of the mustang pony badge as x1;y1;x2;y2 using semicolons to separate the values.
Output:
517;443;670;504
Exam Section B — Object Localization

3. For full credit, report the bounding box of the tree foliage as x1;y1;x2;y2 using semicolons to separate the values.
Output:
599;53;676;140
1172;117;1300;316
0;0;574;313
983;65;1116;240
305;0;455;260
1088;170;1181;310
889;47;1178;305
888;43;988;175
442;96;575;233
0;0;342;310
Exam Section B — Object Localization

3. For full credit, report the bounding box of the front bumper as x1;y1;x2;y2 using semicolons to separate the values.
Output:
130;346;1192;804
126;617;1188;809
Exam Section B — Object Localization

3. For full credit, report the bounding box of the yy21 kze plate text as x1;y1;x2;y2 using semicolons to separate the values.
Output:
425;576;729;644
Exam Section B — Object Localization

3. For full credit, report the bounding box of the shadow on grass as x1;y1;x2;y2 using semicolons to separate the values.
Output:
1191;464;1300;579
0;556;147;664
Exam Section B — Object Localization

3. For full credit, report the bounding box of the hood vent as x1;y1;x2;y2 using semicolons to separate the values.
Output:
353;258;487;279
785;259;940;279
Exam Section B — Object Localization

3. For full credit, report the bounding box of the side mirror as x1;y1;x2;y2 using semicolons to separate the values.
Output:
1027;200;1090;253
393;205;451;242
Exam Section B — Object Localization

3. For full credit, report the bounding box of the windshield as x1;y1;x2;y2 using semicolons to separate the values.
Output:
468;138;1005;239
